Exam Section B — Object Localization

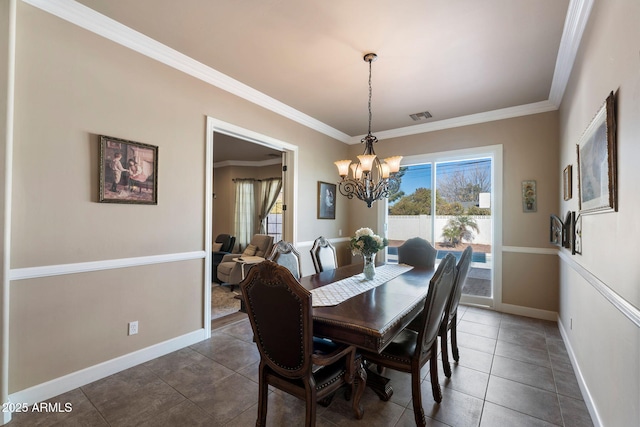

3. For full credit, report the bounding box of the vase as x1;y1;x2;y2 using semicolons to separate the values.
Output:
363;253;376;280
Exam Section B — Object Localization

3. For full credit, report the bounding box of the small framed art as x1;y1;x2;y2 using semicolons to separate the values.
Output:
563;165;572;201
549;215;563;246
576;91;617;214
317;181;336;219
99;135;158;204
522;180;537;212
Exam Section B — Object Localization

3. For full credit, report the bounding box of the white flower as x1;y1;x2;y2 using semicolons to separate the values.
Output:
355;227;373;238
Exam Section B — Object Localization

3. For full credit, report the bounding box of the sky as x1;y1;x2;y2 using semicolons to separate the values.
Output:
391;158;491;204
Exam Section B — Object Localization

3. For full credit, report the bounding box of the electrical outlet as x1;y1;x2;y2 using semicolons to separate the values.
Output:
128;321;138;336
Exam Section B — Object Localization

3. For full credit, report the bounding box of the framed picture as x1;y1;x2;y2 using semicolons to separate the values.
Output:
99;135;158;204
522;180;537;212
563;210;574;249
549;215;563;246
563;165;572;201
573;214;582;255
317;181;336;219
576;91;617;214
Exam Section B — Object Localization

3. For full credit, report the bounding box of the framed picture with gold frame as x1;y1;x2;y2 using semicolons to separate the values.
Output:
563;165;572;201
576;91;617;214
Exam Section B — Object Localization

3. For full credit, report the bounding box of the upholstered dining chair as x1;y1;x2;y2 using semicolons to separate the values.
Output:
440;246;473;377
216;234;273;290
268;240;302;280
240;261;366;427
360;254;456;427
310;236;338;273
397;237;438;269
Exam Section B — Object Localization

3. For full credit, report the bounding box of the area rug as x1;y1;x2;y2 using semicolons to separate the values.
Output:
211;284;241;320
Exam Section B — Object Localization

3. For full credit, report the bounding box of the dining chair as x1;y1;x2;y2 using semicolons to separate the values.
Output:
440;246;473;377
397;237;437;269
310;236;338;273
361;254;456;427
268;240;302;280
240;260;366;427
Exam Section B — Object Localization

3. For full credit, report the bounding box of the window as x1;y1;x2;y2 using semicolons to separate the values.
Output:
266;191;283;243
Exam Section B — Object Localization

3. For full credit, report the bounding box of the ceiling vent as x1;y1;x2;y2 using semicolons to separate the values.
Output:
409;111;433;121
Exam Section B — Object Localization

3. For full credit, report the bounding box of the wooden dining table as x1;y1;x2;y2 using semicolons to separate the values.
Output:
299;262;437;399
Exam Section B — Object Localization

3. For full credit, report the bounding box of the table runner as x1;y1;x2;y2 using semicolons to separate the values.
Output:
311;264;413;307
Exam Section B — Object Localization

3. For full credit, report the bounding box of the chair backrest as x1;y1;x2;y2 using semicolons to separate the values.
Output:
445;246;473;325
415;254;457;355
310;236;338;273
397;237;437;269
214;234;235;253
241;261;313;378
243;234;274;258
268;240;302;280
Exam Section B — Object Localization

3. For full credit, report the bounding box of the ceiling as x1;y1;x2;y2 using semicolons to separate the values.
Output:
59;0;588;159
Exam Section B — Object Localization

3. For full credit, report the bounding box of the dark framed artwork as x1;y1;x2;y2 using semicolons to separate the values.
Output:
576;91;617;214
573;214;582;255
563;210;574;249
99;135;158;204
563;165;572;201
317;181;336;219
549;215;563;246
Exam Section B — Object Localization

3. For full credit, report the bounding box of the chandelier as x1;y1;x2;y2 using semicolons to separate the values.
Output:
334;53;403;208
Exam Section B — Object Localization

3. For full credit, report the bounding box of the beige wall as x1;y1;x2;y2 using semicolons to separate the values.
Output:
557;0;640;425
346;112;561;312
8;3;348;393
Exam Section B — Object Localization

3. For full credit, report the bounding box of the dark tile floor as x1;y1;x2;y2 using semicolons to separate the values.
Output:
9;306;594;426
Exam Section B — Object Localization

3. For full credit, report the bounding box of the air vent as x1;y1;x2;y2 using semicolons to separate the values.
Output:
409;111;433;121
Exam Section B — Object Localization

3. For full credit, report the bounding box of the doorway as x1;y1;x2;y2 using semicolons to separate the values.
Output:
205;117;298;335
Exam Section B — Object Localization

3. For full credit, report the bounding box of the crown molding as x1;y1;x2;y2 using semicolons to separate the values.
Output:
350;100;558;144
548;0;595;106
23;0;590;145
22;0;352;143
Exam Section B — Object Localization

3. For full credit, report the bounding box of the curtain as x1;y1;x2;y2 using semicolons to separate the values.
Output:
234;179;256;250
257;178;282;234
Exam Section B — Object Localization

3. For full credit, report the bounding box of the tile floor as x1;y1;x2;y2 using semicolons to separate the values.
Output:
9;306;594;426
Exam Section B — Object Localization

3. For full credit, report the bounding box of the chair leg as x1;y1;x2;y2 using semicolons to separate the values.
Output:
410;361;427;427
256;364;269;427
304;385;317;427
441;329;452;378
429;345;443;403
451;315;460;362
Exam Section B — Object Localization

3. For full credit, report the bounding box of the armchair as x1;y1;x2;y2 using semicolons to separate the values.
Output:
212;234;236;283
216;234;274;290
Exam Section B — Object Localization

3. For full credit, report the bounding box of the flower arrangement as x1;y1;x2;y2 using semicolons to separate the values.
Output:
350;228;388;256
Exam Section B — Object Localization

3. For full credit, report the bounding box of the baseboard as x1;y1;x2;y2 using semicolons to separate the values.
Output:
8;329;206;406
557;318;603;427
497;303;558;321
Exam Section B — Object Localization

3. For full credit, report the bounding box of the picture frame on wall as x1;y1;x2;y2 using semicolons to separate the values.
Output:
563;165;572;201
576;91;617;214
549;214;563;246
317;181;336;219
99;135;158;205
522;180;537;212
563;210;574;249
573;214;582;255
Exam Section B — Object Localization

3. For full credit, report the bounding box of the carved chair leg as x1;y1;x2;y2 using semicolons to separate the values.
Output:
411;362;427;427
451;317;459;362
441;330;452;378
429;348;442;403
256;365;269;427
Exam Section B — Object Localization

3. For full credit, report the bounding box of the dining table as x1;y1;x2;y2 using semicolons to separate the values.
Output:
299;262;437;400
